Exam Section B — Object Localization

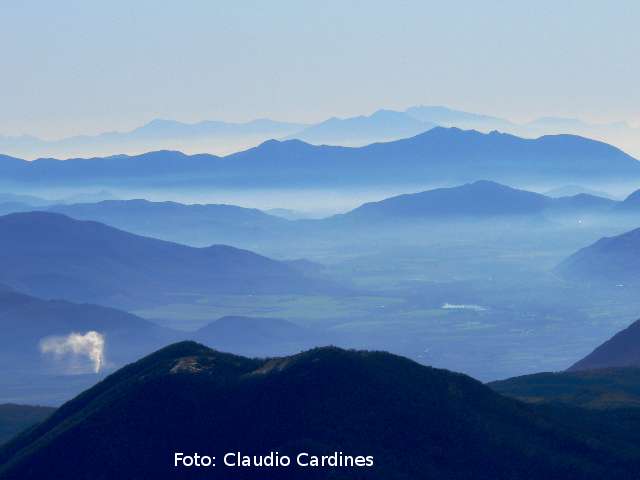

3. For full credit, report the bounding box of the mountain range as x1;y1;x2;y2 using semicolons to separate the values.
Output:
46;199;290;248
2;342;640;479
0;181;625;254
287;109;435;145
0;118;305;160
0;128;638;190
0;212;338;308
4;105;640;160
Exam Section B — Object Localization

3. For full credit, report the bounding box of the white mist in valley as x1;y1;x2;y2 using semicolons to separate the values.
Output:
441;303;487;312
40;331;105;374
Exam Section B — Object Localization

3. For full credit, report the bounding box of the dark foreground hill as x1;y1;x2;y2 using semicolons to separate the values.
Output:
567;318;640;371
0;405;55;445
490;367;640;409
0;212;338;308
2;343;640;479
555;227;640;286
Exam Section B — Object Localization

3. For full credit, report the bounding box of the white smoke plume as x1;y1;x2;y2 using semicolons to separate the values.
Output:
40;331;105;373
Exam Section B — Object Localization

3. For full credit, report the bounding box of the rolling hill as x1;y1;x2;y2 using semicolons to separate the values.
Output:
0;290;334;404
1;342;640;479
0;182;616;254
555;228;640;286
0;212;339;308
1;128;638;189
0;287;177;373
0;285;182;405
567;318;640;371
337;180;552;221
333;180;615;223
47;199;289;248
551;193;616;212
545;185;616;199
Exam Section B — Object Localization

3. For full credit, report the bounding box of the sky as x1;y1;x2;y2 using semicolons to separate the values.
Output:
1;0;639;139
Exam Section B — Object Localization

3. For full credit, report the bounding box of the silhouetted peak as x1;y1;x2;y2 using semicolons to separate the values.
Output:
132;341;259;378
411;126;480;139
254;138;315;152
144;118;181;128
133;149;190;159
623;188;640;203
467;179;510;189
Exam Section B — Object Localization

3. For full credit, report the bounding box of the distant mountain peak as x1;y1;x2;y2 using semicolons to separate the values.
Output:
2;125;638;188
287;109;432;145
145;118;181;126
467;179;511;188
254;137;314;150
341;179;551;221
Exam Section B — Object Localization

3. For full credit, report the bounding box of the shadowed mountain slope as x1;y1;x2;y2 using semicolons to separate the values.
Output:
567;319;640;371
555;228;640;286
333;180;616;223
1;343;640;479
0;405;55;445
490;368;640;409
0;212;339;308
47;199;289;247
0;288;177;373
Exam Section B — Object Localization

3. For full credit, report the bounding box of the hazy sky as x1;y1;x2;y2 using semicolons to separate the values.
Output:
2;0;639;139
